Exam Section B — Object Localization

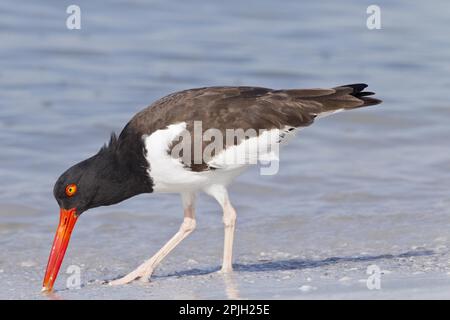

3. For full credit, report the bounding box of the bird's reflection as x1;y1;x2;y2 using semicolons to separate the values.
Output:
222;273;241;300
43;291;64;300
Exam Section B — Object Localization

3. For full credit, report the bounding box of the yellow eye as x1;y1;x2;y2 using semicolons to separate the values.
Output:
65;184;77;197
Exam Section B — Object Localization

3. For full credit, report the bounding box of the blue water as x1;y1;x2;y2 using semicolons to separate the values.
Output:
0;0;450;299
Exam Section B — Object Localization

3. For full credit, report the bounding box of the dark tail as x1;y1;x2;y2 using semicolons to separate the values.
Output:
337;83;382;108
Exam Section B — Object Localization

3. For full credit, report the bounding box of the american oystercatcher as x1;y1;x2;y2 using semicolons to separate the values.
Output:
42;84;381;291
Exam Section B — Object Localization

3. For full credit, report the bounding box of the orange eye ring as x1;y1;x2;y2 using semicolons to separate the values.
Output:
65;184;77;197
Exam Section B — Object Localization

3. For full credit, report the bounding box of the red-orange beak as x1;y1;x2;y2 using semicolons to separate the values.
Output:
42;208;78;292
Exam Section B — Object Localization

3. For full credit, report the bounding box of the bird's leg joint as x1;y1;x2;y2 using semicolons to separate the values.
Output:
180;217;196;233
222;205;236;228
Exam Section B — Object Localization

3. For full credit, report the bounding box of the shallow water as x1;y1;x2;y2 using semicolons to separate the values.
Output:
1;0;450;299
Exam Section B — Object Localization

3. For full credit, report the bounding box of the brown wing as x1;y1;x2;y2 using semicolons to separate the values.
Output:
125;84;381;171
130;84;380;134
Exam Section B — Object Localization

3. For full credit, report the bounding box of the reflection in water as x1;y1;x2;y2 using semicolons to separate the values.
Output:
222;273;241;300
44;291;64;300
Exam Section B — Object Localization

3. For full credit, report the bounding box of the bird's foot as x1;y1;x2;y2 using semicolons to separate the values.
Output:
109;264;154;286
139;268;154;283
218;266;233;274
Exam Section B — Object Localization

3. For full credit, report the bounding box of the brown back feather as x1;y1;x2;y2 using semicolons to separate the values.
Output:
124;84;381;171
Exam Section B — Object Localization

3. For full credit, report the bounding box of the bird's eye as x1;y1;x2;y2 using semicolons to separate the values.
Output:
65;184;77;197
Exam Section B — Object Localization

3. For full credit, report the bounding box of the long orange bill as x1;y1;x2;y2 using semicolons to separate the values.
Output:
42;208;78;292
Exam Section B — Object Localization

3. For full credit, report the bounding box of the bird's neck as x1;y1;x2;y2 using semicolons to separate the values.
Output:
92;137;154;207
112;145;153;194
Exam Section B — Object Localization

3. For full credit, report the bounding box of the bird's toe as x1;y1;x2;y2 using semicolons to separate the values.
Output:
218;267;234;274
108;272;141;286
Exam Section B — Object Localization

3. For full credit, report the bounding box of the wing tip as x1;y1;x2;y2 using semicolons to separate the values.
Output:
339;83;382;107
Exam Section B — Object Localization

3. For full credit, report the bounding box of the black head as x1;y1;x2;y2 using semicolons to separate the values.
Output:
53;132;153;215
44;127;153;292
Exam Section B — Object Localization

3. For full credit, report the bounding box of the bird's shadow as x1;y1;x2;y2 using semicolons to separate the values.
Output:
157;249;434;278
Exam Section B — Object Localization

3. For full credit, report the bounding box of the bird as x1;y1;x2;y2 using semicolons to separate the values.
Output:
42;83;381;292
